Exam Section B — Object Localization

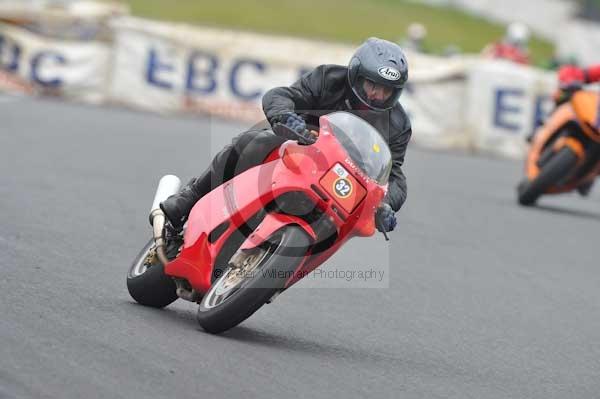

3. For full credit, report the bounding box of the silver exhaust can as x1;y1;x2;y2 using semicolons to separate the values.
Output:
150;175;182;214
149;175;181;265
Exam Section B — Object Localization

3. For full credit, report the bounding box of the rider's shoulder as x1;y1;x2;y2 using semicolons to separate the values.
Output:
310;64;347;80
389;102;411;133
315;64;348;93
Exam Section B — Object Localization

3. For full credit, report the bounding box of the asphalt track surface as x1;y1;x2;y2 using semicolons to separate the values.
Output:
2;95;600;399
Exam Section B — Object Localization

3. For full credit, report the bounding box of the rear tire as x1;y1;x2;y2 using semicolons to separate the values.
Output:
517;146;579;206
197;226;310;334
127;239;178;308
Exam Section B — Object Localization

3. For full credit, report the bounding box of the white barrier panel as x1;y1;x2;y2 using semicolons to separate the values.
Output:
109;17;352;122
0;22;110;102
401;57;473;150
466;60;556;158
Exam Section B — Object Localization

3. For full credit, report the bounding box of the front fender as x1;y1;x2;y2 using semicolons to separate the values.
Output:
239;213;316;251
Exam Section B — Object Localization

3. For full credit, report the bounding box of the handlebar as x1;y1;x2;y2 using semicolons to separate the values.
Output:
375;213;390;241
272;123;318;145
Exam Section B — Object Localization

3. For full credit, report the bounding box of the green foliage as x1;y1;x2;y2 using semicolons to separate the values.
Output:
118;0;555;64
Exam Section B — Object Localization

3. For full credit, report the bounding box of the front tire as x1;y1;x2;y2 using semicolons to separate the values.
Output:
127;239;178;308
517;146;579;206
197;226;310;334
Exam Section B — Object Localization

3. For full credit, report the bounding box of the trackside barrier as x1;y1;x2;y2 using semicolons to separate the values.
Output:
0;11;559;159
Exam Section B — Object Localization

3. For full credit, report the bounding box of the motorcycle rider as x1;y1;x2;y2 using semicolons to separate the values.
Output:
161;37;411;234
549;63;600;196
481;22;531;65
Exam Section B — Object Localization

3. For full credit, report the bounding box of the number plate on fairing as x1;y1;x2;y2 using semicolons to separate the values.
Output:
319;163;367;213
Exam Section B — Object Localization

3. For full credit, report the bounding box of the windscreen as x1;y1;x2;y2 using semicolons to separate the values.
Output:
327;112;392;184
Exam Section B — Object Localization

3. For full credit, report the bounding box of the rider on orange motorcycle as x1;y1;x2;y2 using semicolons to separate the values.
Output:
551;63;600;196
160;37;412;234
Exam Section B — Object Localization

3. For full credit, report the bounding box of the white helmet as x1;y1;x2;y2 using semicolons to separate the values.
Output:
505;22;530;48
407;23;427;41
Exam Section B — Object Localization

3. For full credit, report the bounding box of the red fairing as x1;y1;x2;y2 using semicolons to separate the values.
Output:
164;160;312;293
164;113;388;295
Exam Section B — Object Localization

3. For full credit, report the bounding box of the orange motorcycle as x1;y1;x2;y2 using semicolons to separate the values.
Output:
517;87;600;205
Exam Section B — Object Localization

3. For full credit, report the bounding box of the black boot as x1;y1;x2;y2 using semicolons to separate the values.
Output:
160;174;210;230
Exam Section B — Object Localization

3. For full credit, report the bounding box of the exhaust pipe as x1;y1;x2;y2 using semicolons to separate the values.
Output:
149;175;181;265
150;174;182;215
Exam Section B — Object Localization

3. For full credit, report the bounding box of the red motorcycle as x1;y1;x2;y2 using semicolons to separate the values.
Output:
127;112;392;333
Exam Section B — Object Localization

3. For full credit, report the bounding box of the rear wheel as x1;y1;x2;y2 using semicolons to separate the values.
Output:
517;146;579;206
127;239;178;308
197;226;310;334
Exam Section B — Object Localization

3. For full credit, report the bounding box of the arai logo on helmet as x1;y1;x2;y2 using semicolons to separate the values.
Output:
377;66;401;81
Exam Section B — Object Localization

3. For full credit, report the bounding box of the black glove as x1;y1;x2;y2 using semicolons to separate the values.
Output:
274;112;317;145
375;202;397;233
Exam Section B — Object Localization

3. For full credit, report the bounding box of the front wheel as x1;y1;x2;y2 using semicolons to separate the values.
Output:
197;226;310;334
517;146;579;206
127;239;178;308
